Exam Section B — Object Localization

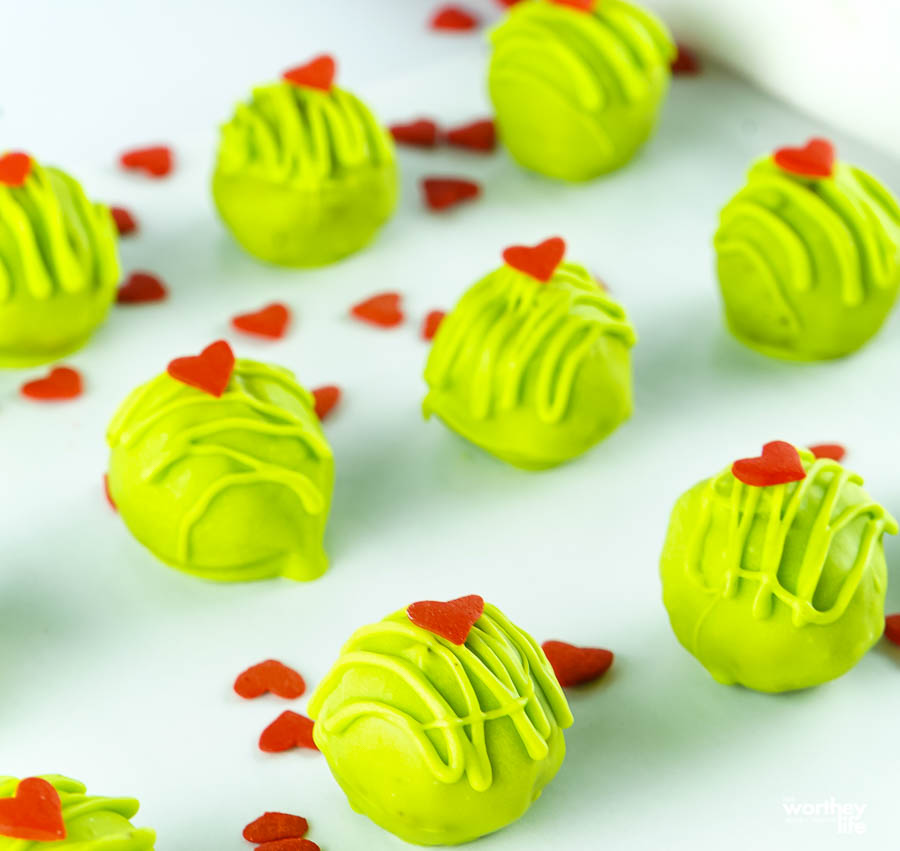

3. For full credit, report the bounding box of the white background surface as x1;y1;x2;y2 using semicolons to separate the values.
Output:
2;2;900;849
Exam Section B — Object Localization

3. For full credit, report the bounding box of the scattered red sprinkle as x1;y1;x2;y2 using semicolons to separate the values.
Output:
167;340;235;398
231;303;291;340
732;441;807;487
283;56;336;92
422;177;481;211
551;0;596;11
21;367;83;401
885;614;900;646
259;711;318;754
103;474;117;511
671;43;701;75
234;660;306;700
430;5;480;31
350;292;404;327
255;840;320;851
422;310;447;342
773;138;835;179
0;152;32;187
117;271;168;304
497;0;523;5
243;812;309;844
407;595;484;645
809;443;846;463
503;236;566;283
312;385;341;421
120;145;174;178
390;119;440;148
542;641;614;687
445;119;496;153
110;206;138;236
0;778;66;842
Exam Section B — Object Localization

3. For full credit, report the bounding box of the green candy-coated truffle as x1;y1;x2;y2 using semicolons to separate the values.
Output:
107;358;334;582
660;448;897;693
212;80;398;267
715;155;900;360
308;601;573;846
424;260;637;469
488;0;674;181
0;776;155;849
0;158;120;367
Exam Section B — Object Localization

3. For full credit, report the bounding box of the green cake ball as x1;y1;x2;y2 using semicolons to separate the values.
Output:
488;0;674;181
212;55;398;267
0;775;155;849
308;595;573;846
107;341;334;582
660;442;897;693
424;237;637;470
715;138;900;360
0;153;119;367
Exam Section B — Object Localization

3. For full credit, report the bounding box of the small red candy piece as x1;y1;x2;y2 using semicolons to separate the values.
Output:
243;812;309;844
551;0;596;11
167;340;235;398
283;56;336;92
430;5;480;30
103;474;117;511
390;119;440;148
445;119;496;153
422;177;481;211
234;660;306;700
671;43;701;75
732;441;807;487
497;0;523;5
542;641;614;687
0;152;32;187
21;367;83;401
407;595;484;645
117;271;168;304
110;206;138;236
0;777;66;842
120;145;174;178
312;385;341;421
809;443;846;463
259;711;318;753
773;138;835;179
885;614;900;646
232;303;291;339
503;236;566;283
422;310;447;342
255;840;320;851
351;292;404;327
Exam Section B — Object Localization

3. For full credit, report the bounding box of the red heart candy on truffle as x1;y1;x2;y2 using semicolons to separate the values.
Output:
255;840;320;851
283;56;336;92
503;237;566;283
551;0;596;11
422;310;447;342
407;595;485;645
422;177;481;211
445;119;496;152
0;152;32;187
243;812;309;843
732;441;807;487
21;367;83;401
0;778;66;842
311;385;341;421
351;292;404;327
885;614;900;646
110;206;138;236
773;138;835;178
430;5;480;30
120;145;174;177
234;660;306;700
542;641;614;687
671;43;701;75
167;340;235;398
118;271;168;304
259;711;318;753
232;303;291;339
390;119;440;148
809;443;846;463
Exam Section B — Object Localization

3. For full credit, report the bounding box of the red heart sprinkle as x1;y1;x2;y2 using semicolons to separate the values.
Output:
422;177;481;211
351;292;404;327
407;595;485;645
231;303;291;339
256;840;320;851
21;367;83;401
422;310;447;341
243;812;309;844
110;206;138;236
503;236;566;283
120;145;174;178
773;138;835;179
283;56;336;92
885;614;900;646
671;43;701;75
0;778;66;842
732;441;807;487
390;119;440;148
445;119;496;153
234;660;306;700
167;340;235;398
541;641;614;687
312;385;341;421
259;711;318;753
497;0;523;5
551;0;596;11
0;152;32;187
117;271;168;304
103;474;117;511
430;5;480;30
809;443;846;463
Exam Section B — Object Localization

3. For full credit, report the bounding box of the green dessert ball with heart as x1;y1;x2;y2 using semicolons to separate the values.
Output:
212;55;398;267
424;237;637;470
0;152;120;367
308;595;573;846
715;138;900;360
660;442;897;693
488;0;675;181
107;340;334;582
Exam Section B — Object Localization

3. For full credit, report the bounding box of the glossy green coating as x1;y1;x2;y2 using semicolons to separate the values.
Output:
715;156;900;360
107;358;334;582
424;260;636;469
488;0;674;181
0;158;119;367
308;601;573;846
0;776;155;849
660;448;897;693
212;80;398;267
